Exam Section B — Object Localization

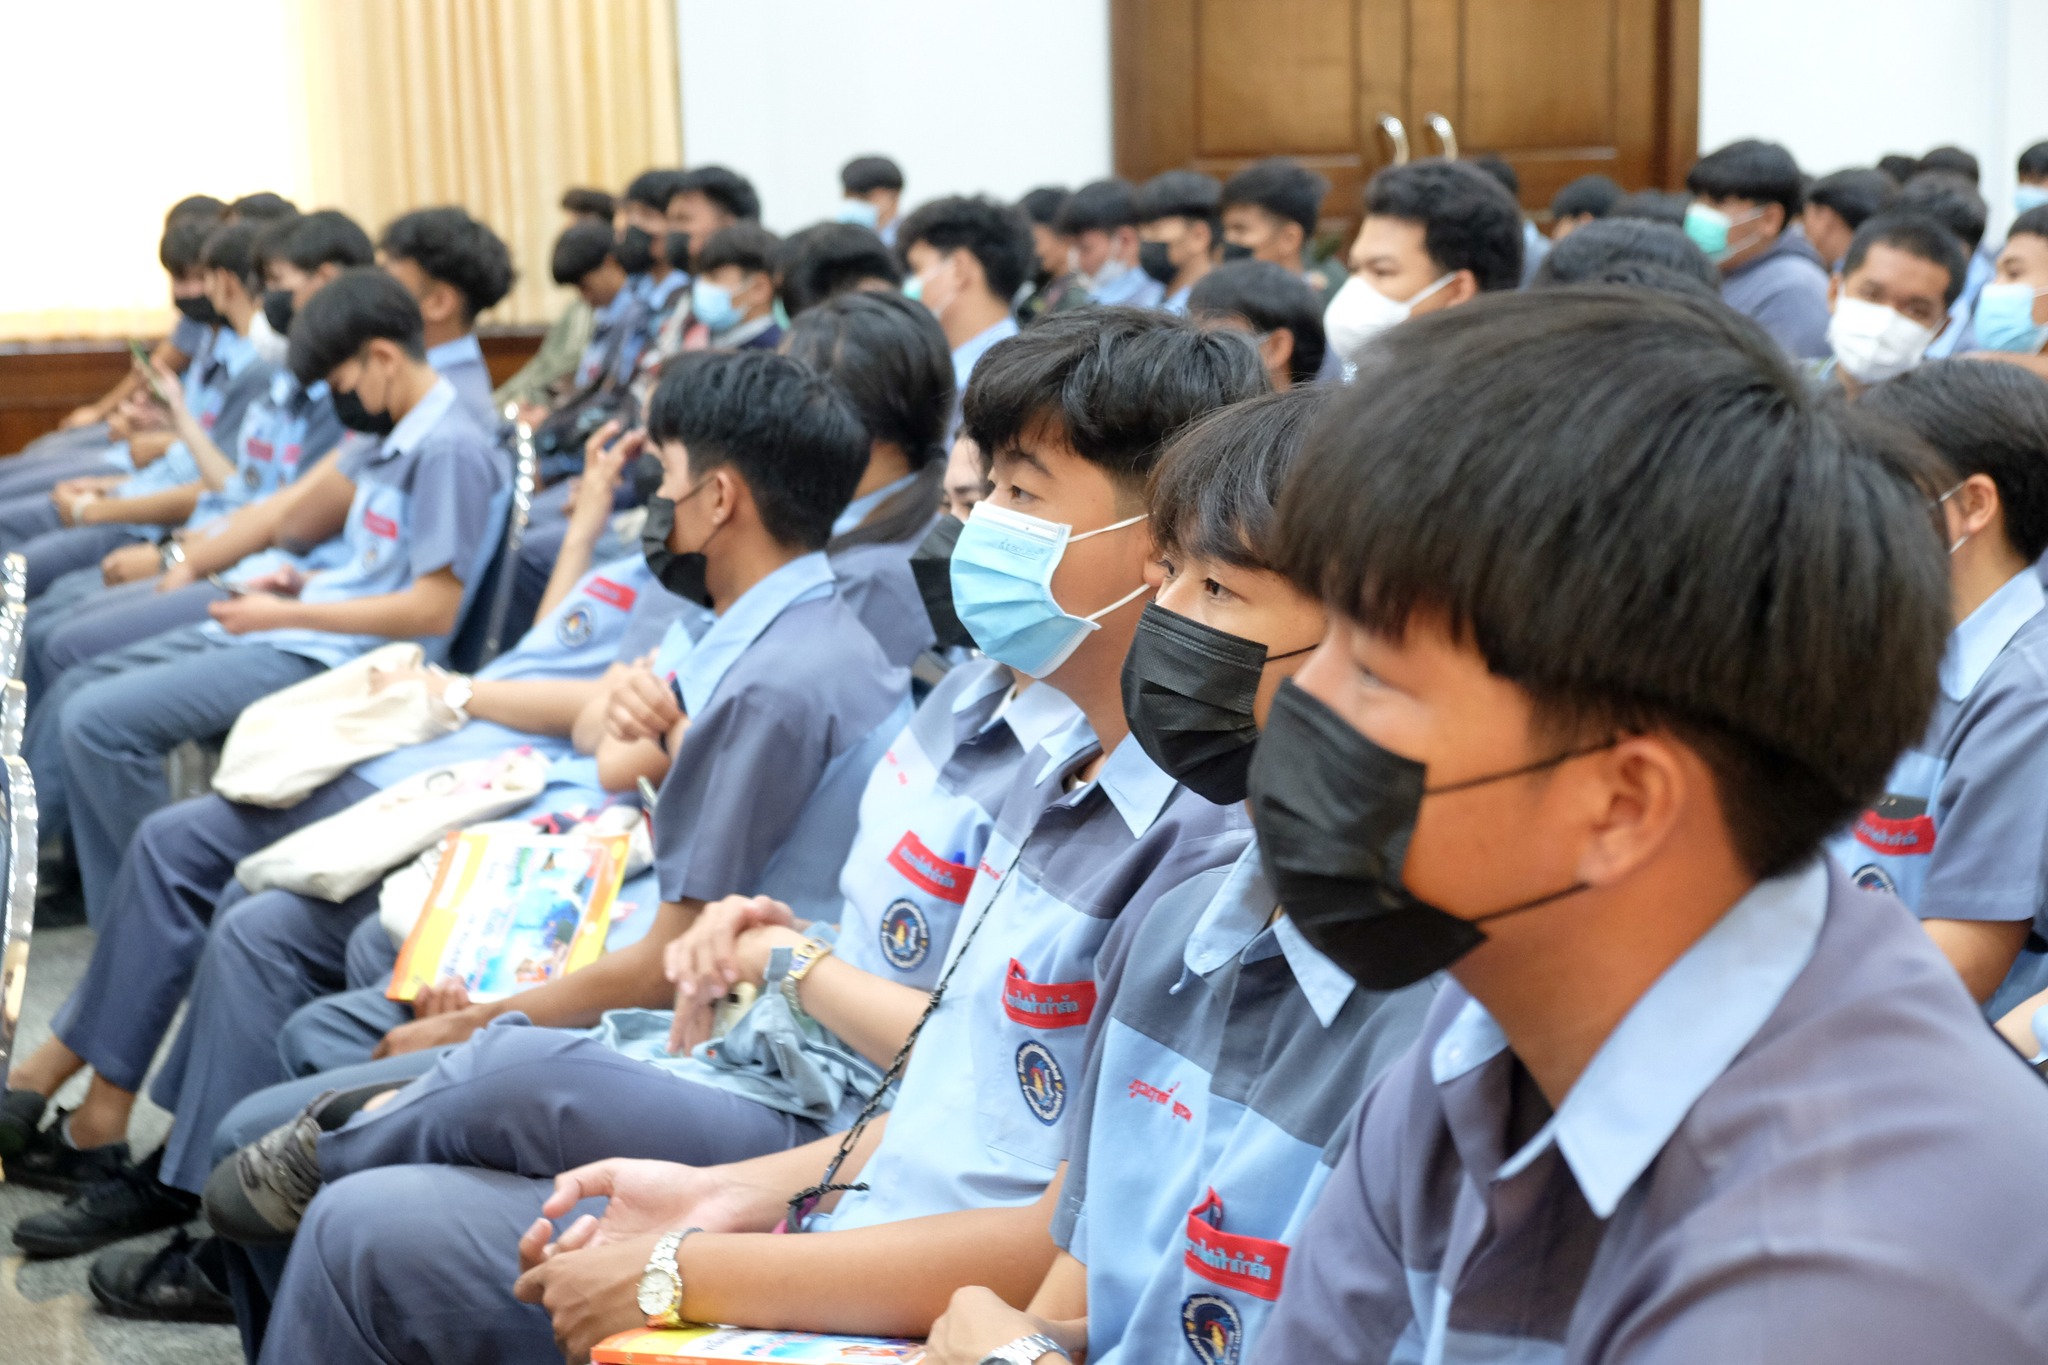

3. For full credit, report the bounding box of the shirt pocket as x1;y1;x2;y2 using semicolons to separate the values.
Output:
969;900;1108;1170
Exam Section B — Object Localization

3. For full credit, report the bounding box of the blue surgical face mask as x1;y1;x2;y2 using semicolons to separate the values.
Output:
949;501;1151;678
1975;281;2048;353
1683;202;1761;263
837;198;881;230
2015;184;2048;215
691;278;744;333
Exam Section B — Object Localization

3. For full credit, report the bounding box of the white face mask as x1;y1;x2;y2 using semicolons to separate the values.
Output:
1322;272;1456;365
1827;295;1937;383
247;310;289;368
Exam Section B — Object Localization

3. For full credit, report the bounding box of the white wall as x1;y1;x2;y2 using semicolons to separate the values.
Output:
1700;0;2048;237
676;0;1112;233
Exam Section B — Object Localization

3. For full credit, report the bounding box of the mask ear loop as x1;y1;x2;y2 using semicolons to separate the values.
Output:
1069;511;1154;623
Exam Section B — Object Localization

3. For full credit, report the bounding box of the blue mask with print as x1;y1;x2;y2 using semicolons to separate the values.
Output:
2015;184;2048;215
949;501;1150;678
837;198;880;230
691;279;744;333
1975;282;2048;353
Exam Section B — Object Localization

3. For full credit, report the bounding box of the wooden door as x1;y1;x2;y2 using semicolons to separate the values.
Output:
1113;0;1699;229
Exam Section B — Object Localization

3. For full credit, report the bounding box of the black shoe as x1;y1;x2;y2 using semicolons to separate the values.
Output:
0;1087;45;1159
88;1230;235;1323
33;843;84;929
12;1147;200;1259
1;1111;127;1195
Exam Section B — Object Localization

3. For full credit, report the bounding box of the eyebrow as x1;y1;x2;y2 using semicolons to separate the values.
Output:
998;446;1053;479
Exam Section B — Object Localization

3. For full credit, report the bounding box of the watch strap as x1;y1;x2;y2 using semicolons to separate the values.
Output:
781;937;835;1016
979;1333;1068;1365
640;1226;702;1328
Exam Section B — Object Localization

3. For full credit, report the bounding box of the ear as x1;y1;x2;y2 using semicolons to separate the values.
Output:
1760;202;1788;237
1444;270;1481;308
1280;220;1307;259
706;465;748;528
1571;734;1689;889
1258;327;1295;378
421;280;463;327
950;247;986;295
1957;471;2003;540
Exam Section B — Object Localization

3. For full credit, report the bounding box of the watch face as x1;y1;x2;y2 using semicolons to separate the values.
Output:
635;1267;674;1316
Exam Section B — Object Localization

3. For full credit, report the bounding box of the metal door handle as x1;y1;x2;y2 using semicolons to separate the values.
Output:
1376;113;1411;165
1424;112;1459;161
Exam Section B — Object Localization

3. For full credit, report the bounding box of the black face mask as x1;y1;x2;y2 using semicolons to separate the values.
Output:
664;231;692;272
331;385;395;437
1246;680;1599;990
262;289;294;335
1220;241;1255;263
640;491;714;608
909;515;974;651
175;293;222;326
1121;603;1311;805
1138;240;1178;286
616;225;657;275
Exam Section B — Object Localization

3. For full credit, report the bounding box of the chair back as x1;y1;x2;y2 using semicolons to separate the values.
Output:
0;757;39;1090
0;680;24;758
446;412;538;672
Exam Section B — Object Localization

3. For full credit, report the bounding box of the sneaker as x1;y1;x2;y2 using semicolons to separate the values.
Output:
203;1095;329;1244
12;1147;200;1259
0;1087;45;1159
88;1230;235;1323
1;1111;128;1195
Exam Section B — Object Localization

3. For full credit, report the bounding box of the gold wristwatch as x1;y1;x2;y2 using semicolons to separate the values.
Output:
781;938;836;1015
636;1226;701;1327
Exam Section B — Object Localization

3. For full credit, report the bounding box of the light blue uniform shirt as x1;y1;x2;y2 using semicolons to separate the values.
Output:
187;373;342;529
576;288;639;388
831;471;920;539
115;328;267;508
1088;266;1167;310
1055;842;1434;1365
808;739;1252;1232
427;333;498;428
949;317;1019;440
211;377;508;666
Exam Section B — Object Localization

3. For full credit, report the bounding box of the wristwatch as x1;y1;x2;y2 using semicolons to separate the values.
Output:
781;938;836;1015
159;539;186;570
977;1333;1068;1365
441;673;474;721
636;1226;701;1327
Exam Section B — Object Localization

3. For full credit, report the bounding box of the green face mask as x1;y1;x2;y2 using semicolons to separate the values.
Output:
1683;202;1733;259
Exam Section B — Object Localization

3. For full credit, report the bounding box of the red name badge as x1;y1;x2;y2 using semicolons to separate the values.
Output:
1853;809;1936;856
886;832;973;905
585;576;638;610
1184;1189;1288;1301
1002;959;1095;1028
247;438;275;462
363;509;400;540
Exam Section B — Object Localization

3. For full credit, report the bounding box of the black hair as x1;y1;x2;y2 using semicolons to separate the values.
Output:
962;307;1270;494
1918;145;1980;185
1805;168;1898;233
199;221;261;286
1018;186;1070;228
1609;189;1689;227
1896;171;1988;253
774;223;902;317
1470;155;1520;200
2021;142;2048;182
283;210;376;273
696;222;781;277
786;290;953;471
378;207;516;321
671;165;761;223
230;192;299;223
286;267;427;384
166;195;226;225
1220;158;1328;238
645;349;869;551
1152;386;1334;572
1841;213;1967;308
551;219;617;286
1278;288;1948;879
1859;359;2048;562
1057;179;1143;235
2012;205;2048;243
896;195;1036;301
1686;139;1805;219
1550;174;1623;221
1878;153;1922;186
1531;218;1719;294
560;186;616;219
1137;170;1223;236
251;214;303;281
840;155;905;195
1364;161;1525;293
1186;260;1327;385
624;169;685;213
159;215;216;275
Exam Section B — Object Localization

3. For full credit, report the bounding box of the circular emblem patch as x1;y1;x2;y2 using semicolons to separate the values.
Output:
244;465;262;489
1014;1039;1065;1124
877;899;930;971
1852;864;1897;895
556;605;596;647
1181;1293;1242;1365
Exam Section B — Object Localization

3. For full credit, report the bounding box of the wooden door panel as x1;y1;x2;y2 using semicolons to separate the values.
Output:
1193;0;1357;157
1459;0;1617;152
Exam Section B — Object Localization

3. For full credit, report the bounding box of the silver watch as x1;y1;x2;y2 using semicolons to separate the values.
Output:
978;1333;1068;1365
635;1226;701;1327
441;674;474;720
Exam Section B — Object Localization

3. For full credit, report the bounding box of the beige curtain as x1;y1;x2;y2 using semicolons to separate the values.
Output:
292;0;682;327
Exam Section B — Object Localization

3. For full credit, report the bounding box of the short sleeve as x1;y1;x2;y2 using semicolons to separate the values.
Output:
651;683;837;903
214;364;277;455
1923;669;2048;926
407;435;506;582
170;316;207;357
333;432;381;480
1746;270;1831;360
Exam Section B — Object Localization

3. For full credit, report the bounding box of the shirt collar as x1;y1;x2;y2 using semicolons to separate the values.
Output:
952;317;1019;386
1939;568;2045;701
1181;841;1358;1028
1001;680;1086;755
833;471;920;537
674;551;835;715
1093;735;1182;837
646;270;689;311
712;314;779;349
210;327;258;378
426;333;485;376
378;377;458;461
1434;858;1829;1218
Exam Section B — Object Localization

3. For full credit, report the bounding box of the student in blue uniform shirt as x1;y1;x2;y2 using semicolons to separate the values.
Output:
685;223;784;352
1243;290;2048;1364
610;169;691;384
377;206;516;426
557;219;635;394
839;155;905;247
921;388;1436;1365
1058;180;1166;310
896;195;1030;438
1825;360;2048;1012
1685;139;1832;358
239;308;1265;1365
1897;172;1991;361
1814;213;1967;397
1135;169;1222;314
1186;260;1328;391
36;269;508;924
